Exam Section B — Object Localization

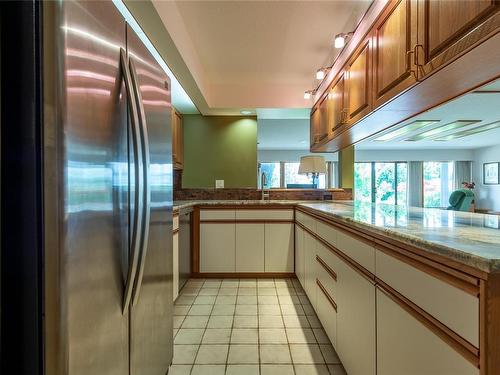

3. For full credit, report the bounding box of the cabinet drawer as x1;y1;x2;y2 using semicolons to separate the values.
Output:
377;288;479;375
316;279;338;348
376;249;479;347
336;230;375;273
315;243;339;302
200;209;235;221
235;209;293;220
296;210;316;233
316;220;337;248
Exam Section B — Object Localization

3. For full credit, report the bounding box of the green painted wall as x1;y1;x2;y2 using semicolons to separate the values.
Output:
182;115;258;188
339;145;355;190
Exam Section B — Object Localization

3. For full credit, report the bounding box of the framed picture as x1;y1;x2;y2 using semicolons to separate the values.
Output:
483;162;500;185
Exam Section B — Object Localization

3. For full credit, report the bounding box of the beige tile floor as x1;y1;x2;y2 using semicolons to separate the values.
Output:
170;278;347;375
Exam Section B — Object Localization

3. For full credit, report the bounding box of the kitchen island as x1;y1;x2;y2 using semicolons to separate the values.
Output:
173;200;500;375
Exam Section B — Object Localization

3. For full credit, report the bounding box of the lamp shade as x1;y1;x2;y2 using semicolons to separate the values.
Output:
298;155;326;174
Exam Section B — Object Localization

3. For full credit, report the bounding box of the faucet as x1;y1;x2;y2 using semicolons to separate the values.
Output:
261;172;270;201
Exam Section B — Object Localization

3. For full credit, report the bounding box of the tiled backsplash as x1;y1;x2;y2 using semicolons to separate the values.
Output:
173;172;352;201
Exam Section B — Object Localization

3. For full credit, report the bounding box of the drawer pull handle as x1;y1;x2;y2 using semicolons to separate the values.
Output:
316;278;337;312
316;255;337;281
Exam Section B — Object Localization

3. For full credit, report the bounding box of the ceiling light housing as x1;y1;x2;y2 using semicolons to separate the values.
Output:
304;89;316;100
316;68;330;80
334;32;353;49
405;120;480;141
374;120;440;141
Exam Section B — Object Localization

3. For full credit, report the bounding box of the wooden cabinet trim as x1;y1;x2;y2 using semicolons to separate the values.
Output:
316;255;338;282
192;207;200;273
316;278;338;312
377;281;480;368
480;274;500;375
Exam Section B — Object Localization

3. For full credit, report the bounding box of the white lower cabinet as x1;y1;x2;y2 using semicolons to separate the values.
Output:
264;223;294;272
200;223;235;272
336;260;376;375
236;223;264;272
303;232;318;308
376;288;479;375
295;225;305;284
316;281;338;347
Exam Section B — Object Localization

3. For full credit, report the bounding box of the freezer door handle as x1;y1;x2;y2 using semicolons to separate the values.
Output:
129;57;152;307
120;48;144;314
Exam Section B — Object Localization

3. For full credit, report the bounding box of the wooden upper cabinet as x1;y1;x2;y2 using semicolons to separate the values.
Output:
328;72;347;137
373;0;418;108
417;0;500;76
310;95;328;147
172;107;183;170
310;105;322;147
346;39;372;125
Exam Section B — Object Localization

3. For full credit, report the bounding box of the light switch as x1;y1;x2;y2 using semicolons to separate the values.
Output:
215;180;224;189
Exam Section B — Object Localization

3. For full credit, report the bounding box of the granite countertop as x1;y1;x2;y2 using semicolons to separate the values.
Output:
298;201;500;274
172;200;500;273
173;200;305;211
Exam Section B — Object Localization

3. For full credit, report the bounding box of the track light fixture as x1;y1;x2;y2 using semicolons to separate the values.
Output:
334;32;353;49
303;89;316;100
316;67;331;80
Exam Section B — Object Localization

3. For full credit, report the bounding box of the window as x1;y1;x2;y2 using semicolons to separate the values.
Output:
423;161;454;208
354;163;372;202
260;162;280;188
355;162;408;205
258;161;336;189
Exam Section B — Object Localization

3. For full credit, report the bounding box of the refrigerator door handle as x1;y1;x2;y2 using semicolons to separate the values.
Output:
129;57;152;307
120;48;144;314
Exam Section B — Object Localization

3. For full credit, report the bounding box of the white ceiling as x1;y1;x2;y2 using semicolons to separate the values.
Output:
358;83;500;151
152;0;371;113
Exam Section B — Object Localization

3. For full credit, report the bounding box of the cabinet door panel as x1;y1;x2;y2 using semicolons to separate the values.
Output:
419;0;500;75
336;261;376;375
303;232;318;308
316;281;338;348
374;0;418;107
347;40;371;124
265;223;294;272
310;107;322;147
377;288;479;375
236;224;264;272
200;223;235;272
328;74;346;137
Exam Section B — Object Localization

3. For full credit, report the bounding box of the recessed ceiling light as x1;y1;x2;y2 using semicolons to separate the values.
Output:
405;120;480;141
374;120;439;141
434;121;500;141
240;110;252;115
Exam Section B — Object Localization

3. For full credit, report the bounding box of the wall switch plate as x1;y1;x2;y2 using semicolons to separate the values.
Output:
215;180;224;189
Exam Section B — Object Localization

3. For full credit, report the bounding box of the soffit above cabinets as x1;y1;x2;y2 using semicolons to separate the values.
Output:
151;0;371;113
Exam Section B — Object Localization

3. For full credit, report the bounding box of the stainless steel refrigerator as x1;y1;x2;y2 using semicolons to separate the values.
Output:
42;1;173;374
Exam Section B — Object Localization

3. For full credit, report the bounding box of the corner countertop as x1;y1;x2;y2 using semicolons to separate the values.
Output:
298;201;500;274
173;200;500;273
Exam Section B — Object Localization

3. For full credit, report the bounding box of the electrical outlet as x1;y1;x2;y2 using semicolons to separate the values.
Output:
215;180;224;189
